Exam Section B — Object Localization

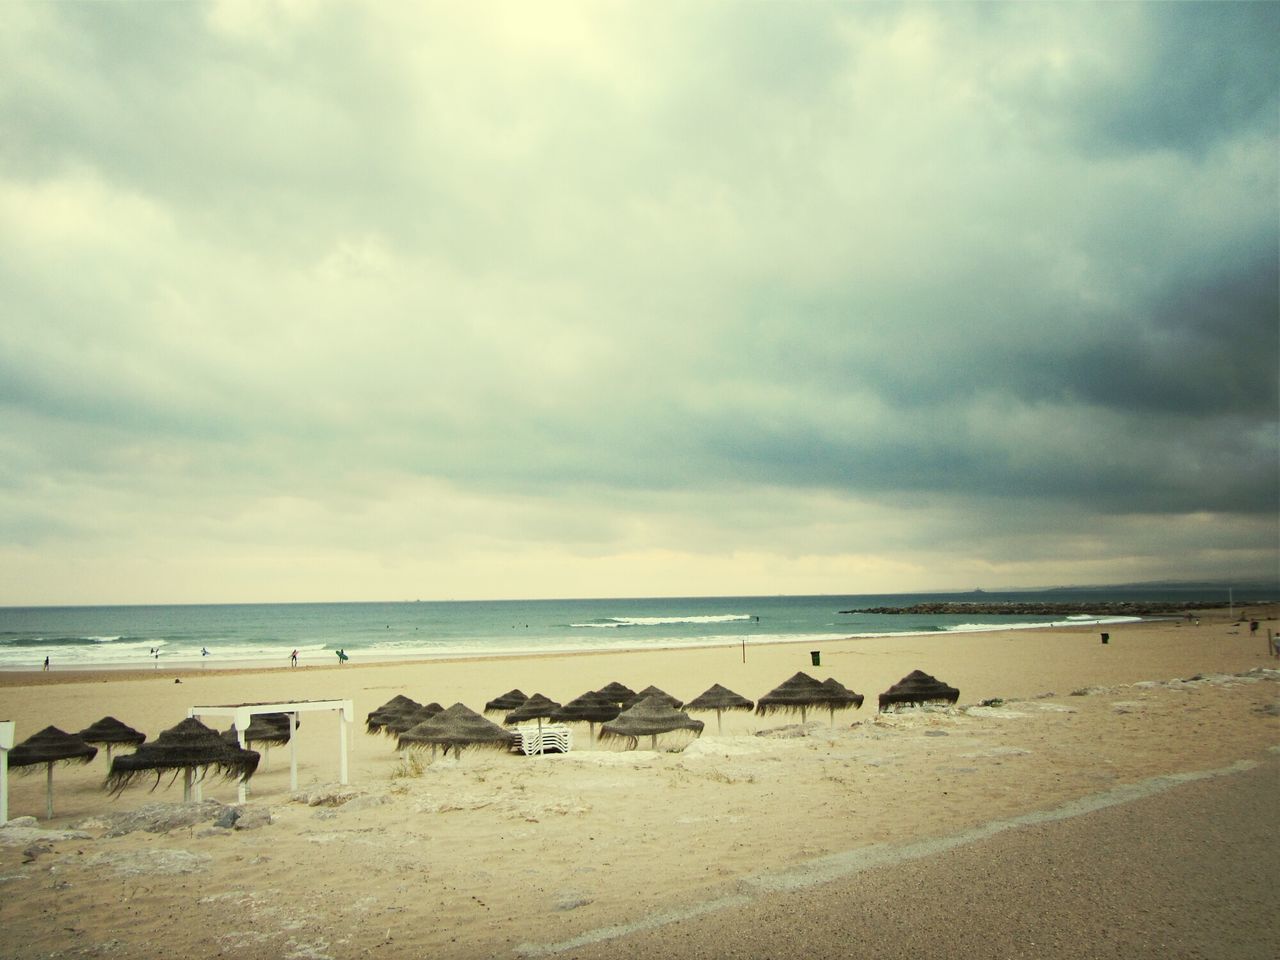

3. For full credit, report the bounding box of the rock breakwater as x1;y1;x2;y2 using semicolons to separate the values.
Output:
838;601;1235;617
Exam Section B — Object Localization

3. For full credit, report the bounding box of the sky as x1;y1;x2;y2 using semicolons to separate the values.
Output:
1;2;1277;606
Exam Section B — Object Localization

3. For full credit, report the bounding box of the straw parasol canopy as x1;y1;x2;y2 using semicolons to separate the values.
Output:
381;702;443;739
551;690;621;743
756;671;830;724
552;691;621;724
7;726;98;819
77;717;146;761
484;689;528;715
366;695;421;734
106;717;260;801
819;678;865;725
623;685;683;710
685;683;755;734
397;703;516;759
595;681;636;706
878;670;960;712
503;693;561;726
599;695;704;751
8;726;99;769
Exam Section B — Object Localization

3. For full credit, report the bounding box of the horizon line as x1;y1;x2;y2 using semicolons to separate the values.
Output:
2;578;1276;612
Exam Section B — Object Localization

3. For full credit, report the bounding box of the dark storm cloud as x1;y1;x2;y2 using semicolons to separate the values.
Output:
1069;3;1280;155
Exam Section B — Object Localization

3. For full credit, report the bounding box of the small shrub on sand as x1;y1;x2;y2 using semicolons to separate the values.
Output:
390;752;425;780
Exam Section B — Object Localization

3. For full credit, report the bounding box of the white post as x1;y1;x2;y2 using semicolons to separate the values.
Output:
0;720;14;824
236;708;249;804
288;712;299;792
183;768;193;803
338;709;349;785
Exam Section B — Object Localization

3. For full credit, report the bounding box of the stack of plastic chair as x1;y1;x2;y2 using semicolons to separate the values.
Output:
514;723;573;755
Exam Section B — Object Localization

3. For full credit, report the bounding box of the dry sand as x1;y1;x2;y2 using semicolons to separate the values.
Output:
1;608;1277;959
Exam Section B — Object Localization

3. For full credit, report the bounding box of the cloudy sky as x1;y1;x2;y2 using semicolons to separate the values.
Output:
1;2;1277;606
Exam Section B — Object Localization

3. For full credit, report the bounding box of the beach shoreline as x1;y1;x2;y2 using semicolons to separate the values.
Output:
2;607;1261;683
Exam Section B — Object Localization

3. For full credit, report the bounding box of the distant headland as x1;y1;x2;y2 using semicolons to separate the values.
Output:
839;600;1262;617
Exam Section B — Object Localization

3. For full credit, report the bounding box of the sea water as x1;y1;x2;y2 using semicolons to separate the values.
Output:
0;585;1255;671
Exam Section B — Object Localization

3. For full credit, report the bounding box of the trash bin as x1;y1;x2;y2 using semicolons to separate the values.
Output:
1100;633;1109;644
810;650;821;666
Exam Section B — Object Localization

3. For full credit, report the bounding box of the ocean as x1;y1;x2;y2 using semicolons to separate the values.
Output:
0;584;1262;671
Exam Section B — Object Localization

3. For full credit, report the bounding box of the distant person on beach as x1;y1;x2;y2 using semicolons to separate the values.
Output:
336;649;349;664
43;656;49;671
201;647;209;657
291;649;299;668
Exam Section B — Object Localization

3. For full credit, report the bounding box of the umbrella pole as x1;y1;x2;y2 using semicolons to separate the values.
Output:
800;706;808;725
182;767;193;803
716;709;723;736
588;721;595;748
650;734;657;751
45;762;54;819
537;716;544;756
105;744;113;763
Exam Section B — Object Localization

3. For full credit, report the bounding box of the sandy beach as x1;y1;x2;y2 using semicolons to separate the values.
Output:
2;608;1277;959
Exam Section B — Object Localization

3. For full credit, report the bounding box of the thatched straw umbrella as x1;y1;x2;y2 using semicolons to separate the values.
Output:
77;716;146;762
504;694;561;754
623;685;683;710
685;683;754;734
878;670;960;712
106;717;259;802
503;693;560;726
551;691;621;744
756;671;830;725
599;695;704;751
595;681;636;706
366;695;420;734
484;689;528;715
819;678;865;726
7;726;97;819
398;703;516;761
382;702;444;740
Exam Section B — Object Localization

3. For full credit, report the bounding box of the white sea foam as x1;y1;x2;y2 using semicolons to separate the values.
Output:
571;614;752;629
945;615;1142;633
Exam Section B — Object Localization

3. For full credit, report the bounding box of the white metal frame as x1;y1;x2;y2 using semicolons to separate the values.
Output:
187;699;354;803
0;720;14;823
